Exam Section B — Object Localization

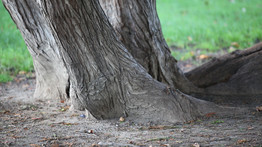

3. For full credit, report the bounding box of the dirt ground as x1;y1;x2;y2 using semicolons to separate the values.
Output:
1;60;262;147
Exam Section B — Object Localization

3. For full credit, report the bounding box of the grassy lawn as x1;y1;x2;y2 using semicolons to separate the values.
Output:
0;0;262;82
157;0;262;59
0;1;33;82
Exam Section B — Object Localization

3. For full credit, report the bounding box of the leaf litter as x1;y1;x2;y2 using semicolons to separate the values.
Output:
0;76;262;146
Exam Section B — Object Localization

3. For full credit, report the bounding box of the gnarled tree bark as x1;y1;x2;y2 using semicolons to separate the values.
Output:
99;0;199;94
3;0;69;100
4;0;260;124
3;0;217;124
99;0;262;105
186;42;262;104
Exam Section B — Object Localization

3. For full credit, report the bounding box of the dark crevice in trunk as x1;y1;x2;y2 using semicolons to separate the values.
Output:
65;79;70;99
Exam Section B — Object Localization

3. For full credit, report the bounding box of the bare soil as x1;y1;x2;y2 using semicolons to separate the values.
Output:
1;63;262;147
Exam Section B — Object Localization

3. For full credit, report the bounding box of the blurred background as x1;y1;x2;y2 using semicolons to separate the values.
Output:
0;0;262;82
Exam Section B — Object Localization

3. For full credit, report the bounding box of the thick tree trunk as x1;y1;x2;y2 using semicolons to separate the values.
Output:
186;42;262;104
3;0;69;100
100;0;262;105
3;0;217;123
99;0;199;93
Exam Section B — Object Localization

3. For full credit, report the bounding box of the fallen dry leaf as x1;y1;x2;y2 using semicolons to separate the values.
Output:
198;54;209;60
30;144;41;147
11;135;22;139
91;144;99;147
14;113;22;117
65;142;74;147
50;143;59;147
40;137;54;142
231;42;240;48
60;105;70;112
247;126;254;130
31;117;43;120
119;117;125;122
70;114;79;117
148;125;165;130
18;71;27;75
229;46;236;53
185;120;195;124
147;137;175;142
185;64;193;68
148;125;178;130
237;139;247;144
160;144;170;147
40;136;72;142
205;112;216;117
187;36;193;41
256;105;262;112
59;122;79;126
22;84;29;89
0;110;10;114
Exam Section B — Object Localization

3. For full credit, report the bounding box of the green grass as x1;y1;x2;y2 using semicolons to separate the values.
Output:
157;0;262;51
0;0;262;82
0;1;33;82
211;120;224;124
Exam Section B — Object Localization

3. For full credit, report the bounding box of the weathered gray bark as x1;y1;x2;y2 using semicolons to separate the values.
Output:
2;0;217;123
100;0;262;105
186;42;262;104
3;0;69;100
99;0;199;93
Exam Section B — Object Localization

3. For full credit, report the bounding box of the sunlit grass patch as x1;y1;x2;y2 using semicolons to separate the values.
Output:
157;0;262;59
0;1;33;82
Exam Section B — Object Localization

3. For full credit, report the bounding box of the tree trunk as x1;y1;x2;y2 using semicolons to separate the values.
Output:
2;0;217;124
185;42;262;105
100;0;262;105
99;0;199;93
3;0;69;100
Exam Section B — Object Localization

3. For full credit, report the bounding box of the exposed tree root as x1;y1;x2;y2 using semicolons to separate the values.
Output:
186;42;262;105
